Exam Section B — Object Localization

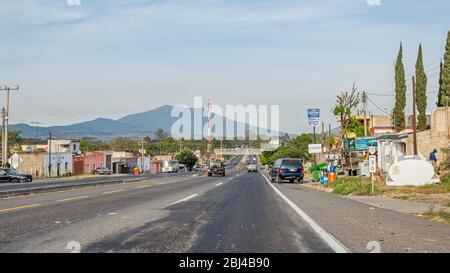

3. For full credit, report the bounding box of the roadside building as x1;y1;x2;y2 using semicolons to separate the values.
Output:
337;114;431;136
44;152;73;177
376;107;449;173
112;151;135;174
21;144;48;153
48;139;81;154
84;152;105;174
404;107;449;165
16;153;46;179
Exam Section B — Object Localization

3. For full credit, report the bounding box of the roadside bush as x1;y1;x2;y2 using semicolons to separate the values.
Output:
330;177;373;196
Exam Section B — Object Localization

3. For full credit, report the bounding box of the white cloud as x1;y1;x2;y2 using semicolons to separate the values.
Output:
367;0;382;6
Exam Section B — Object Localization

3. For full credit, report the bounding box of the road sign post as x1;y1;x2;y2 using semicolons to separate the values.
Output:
308;108;320;166
369;155;377;193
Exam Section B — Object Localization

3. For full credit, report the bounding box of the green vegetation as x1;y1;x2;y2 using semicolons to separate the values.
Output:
260;133;313;165
437;31;450;107
333;83;361;150
394;43;406;131
415;44;428;130
175;149;198;171
0;131;23;154
328;177;374;196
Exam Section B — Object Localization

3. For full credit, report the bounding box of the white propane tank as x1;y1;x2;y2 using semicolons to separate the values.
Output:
386;155;440;186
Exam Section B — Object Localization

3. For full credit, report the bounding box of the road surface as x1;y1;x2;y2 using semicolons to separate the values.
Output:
0;158;449;253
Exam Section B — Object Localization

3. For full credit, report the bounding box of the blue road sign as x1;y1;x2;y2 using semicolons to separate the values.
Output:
307;108;320;126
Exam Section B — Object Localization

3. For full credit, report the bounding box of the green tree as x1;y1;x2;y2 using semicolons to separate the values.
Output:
415;44;428;130
109;137;139;152
80;137;109;152
0;131;23;154
154;128;169;141
437;60;445;107
439;31;450;107
394;43;406;131
291;134;314;161
175;149;198;171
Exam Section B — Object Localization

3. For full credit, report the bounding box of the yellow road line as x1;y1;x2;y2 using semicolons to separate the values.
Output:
102;189;124;195
56;195;90;203
0;204;41;213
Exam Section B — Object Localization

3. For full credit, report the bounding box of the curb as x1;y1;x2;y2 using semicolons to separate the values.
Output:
0;177;149;199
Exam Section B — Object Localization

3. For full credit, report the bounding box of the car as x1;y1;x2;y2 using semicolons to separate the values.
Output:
247;164;258;173
269;158;304;183
0;168;33;183
161;160;180;173
193;165;204;171
208;160;225;177
93;167;112;175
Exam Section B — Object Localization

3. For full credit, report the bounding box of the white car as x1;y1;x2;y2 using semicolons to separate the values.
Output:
247;164;258;173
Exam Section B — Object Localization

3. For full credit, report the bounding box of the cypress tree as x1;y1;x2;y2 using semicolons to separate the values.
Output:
440;31;450;107
415;44;427;130
394;43;406;131
437;60;444;107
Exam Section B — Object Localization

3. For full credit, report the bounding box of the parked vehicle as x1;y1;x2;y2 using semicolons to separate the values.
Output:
247;164;258;173
0;168;33;183
193;165;204;171
161;160;180;173
93;167;112;175
269;158;304;183
208;160;225;177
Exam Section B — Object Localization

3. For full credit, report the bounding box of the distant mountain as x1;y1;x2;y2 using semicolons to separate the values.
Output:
10;105;285;140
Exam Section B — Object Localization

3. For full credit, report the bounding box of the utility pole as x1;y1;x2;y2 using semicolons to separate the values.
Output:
362;91;368;137
141;137;145;174
48;131;52;177
313;126;317;166
0;85;19;167
412;76;418;155
30;121;43;138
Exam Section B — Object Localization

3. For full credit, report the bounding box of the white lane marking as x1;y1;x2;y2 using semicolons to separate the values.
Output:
169;194;198;206
215;183;223;187
260;172;350;253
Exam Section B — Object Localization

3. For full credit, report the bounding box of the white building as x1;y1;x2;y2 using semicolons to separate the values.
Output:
48;139;80;154
44;152;73;177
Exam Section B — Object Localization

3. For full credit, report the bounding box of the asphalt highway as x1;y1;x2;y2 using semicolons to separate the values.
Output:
0;155;448;253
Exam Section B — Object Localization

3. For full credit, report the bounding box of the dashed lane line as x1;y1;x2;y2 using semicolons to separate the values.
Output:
169;194;198;206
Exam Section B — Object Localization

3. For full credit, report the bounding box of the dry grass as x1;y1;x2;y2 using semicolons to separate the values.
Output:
318;175;450;208
416;206;450;226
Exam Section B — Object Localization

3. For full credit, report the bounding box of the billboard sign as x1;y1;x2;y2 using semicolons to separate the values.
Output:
308;144;323;154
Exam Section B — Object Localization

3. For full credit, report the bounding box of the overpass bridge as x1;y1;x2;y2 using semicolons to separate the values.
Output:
214;148;263;156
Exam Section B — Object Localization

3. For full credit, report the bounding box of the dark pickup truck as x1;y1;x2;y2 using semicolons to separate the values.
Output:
0;168;33;183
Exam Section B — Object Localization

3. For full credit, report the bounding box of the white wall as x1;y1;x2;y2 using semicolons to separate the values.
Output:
43;152;73;177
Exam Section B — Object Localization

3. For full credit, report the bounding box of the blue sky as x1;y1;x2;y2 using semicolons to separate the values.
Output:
0;0;449;134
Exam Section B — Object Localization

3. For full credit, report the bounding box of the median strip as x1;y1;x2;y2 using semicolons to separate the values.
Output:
0;204;41;213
